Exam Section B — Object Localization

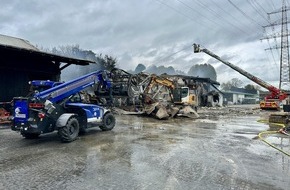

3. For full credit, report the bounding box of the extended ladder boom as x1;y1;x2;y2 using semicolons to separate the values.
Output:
193;44;287;100
193;44;273;90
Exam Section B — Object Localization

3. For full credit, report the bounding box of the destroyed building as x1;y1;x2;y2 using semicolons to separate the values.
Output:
94;69;223;109
97;70;223;119
0;34;93;102
161;74;222;107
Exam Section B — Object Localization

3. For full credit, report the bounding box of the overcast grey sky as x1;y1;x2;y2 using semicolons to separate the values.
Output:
0;0;287;88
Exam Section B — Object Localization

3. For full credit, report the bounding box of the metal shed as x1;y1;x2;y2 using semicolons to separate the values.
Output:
0;34;93;102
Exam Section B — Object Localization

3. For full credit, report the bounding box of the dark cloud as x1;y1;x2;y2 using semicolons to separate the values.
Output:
0;0;284;87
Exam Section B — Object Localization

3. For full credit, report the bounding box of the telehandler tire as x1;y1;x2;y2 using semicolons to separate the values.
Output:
99;113;115;131
58;117;79;142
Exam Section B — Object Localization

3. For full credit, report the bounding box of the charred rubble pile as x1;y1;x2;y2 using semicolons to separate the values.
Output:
87;68;222;120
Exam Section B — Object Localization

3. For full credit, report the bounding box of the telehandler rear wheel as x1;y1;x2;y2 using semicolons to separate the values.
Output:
99;113;115;131
58;117;79;142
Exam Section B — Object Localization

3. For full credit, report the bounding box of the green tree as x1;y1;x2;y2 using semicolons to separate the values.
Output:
244;84;255;90
97;54;117;71
244;84;261;91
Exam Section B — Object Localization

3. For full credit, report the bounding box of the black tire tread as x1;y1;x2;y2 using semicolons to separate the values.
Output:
58;117;79;142
99;112;115;131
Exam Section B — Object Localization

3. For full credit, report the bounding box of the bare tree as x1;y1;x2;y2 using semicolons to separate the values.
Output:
221;78;243;91
42;45;117;71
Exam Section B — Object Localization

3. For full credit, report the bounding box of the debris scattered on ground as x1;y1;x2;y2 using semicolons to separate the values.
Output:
197;105;262;119
0;108;10;125
177;106;199;118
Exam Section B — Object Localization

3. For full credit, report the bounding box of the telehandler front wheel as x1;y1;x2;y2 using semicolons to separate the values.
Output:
99;113;115;131
58;117;79;142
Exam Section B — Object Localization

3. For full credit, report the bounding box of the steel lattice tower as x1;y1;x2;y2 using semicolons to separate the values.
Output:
262;0;290;90
279;1;290;89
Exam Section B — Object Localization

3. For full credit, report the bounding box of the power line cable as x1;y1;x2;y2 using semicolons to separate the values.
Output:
227;0;263;27
247;0;270;23
192;0;250;35
208;0;258;35
265;40;279;72
251;0;269;14
171;0;228;29
155;0;244;42
154;0;214;28
154;45;192;63
176;0;259;40
269;0;281;21
269;21;280;57
270;0;278;10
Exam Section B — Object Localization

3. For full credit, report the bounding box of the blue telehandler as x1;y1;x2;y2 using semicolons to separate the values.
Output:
11;70;116;142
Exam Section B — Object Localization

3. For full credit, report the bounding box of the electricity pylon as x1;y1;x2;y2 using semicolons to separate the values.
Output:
262;0;290;90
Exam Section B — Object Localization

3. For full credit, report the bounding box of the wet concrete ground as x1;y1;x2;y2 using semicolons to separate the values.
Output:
0;106;290;190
